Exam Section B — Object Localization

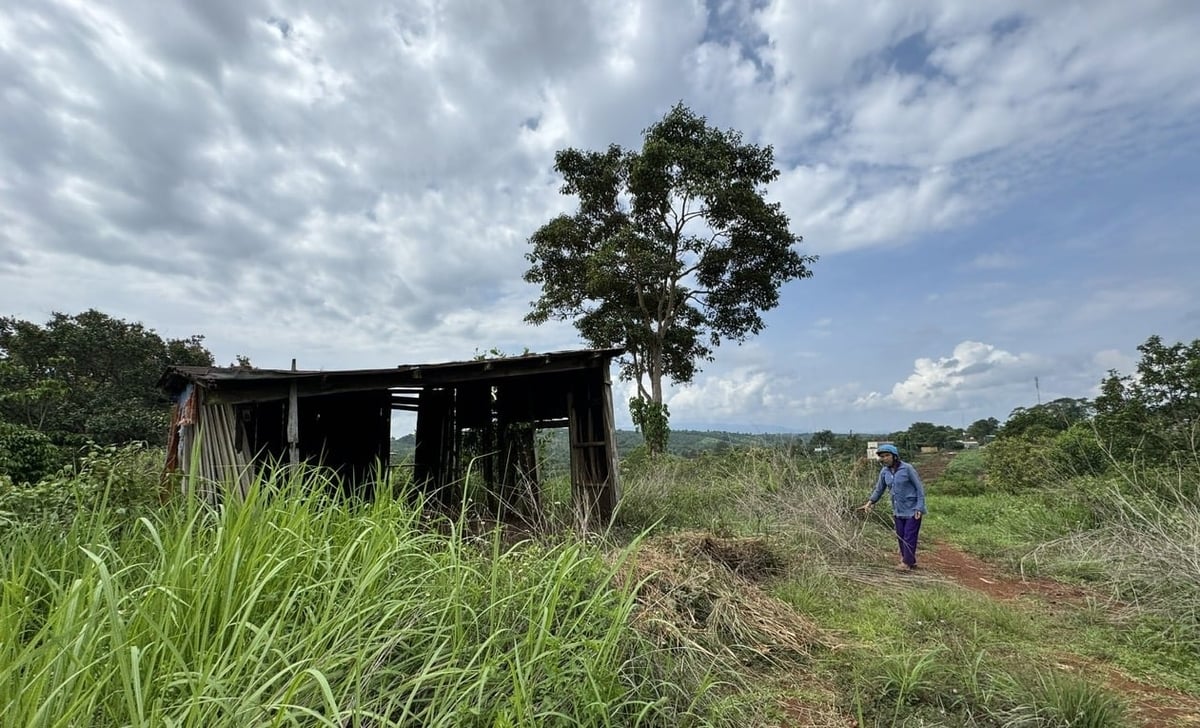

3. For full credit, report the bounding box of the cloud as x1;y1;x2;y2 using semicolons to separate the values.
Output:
667;367;788;421
1;0;1197;434
872;341;1043;412
754;2;1200;252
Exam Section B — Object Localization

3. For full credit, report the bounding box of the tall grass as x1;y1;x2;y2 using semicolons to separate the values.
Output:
1027;464;1200;674
0;468;730;727
617;448;868;552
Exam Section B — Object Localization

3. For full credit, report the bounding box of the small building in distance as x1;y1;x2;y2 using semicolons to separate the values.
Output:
866;440;894;460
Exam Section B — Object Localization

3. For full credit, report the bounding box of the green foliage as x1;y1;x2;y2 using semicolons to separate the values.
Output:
890;421;963;450
1000;397;1092;440
833;432;866;457
931;449;986;496
966;417;1000;441
0;441;162;531
823;581;1129;726
523;104;815;453
0;421;60;483
617;452;746;534
629;396;670;455
0;473;739;726
4;408;1198;723
1094;334;1200;461
983;434;1059;492
1048;422;1109;477
809;429;836;450
0;310;214;448
1028;466;1200;668
985;421;1108;497
933;492;1094;562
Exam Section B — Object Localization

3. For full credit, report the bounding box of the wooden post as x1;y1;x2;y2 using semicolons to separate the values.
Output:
287;382;299;466
599;364;620;512
414;388;457;508
567;366;618;530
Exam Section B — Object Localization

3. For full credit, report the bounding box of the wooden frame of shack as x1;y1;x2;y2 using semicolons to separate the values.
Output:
158;348;622;527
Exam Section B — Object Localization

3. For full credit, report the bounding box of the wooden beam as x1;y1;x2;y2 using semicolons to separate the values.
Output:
287;382;299;466
200;357;618;405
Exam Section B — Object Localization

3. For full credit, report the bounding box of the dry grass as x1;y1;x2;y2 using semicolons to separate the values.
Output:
613;531;832;665
1026;471;1200;648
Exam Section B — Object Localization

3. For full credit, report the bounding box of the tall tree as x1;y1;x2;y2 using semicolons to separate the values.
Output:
0;310;214;448
966;417;1000;441
809;429;836;450
524;104;815;453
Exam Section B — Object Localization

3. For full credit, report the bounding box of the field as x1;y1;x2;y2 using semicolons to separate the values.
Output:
2;442;1198;726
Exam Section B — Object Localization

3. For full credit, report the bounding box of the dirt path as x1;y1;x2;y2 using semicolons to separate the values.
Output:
919;539;1200;727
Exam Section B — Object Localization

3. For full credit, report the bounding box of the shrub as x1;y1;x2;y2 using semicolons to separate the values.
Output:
0;441;162;531
0;422;59;484
983;435;1059;492
1050;423;1110;479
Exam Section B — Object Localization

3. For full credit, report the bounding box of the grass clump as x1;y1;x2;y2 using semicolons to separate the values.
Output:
999;670;1127;728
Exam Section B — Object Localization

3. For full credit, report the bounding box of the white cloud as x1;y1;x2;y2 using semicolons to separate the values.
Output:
876;341;1043;412
668;367;781;419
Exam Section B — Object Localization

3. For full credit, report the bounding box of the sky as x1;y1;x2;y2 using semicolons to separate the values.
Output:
1;0;1198;436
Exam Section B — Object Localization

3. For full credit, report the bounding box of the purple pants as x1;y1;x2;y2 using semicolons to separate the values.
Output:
894;516;922;567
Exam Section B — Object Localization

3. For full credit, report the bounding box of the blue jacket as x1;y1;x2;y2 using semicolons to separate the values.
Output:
868;461;927;517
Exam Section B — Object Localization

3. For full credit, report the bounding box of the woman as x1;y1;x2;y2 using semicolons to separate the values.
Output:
859;444;927;571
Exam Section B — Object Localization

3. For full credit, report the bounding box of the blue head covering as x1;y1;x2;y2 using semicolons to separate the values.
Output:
876;443;899;457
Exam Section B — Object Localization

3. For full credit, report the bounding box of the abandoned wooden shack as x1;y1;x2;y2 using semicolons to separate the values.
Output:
158;348;623;527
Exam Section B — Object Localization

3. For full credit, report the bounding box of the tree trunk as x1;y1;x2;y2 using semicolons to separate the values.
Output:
645;337;668;455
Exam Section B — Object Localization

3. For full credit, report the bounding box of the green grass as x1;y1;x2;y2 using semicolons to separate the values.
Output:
5;437;1197;726
926;490;1092;563
0;470;740;727
774;570;1139;725
930;449;987;496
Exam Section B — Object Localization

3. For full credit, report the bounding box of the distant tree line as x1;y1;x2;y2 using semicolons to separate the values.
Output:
0;310;214;483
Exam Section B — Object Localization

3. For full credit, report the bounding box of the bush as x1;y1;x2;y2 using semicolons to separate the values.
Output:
1050;423;1110;479
984;435;1059;492
0;441;162;531
0;422;59;484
